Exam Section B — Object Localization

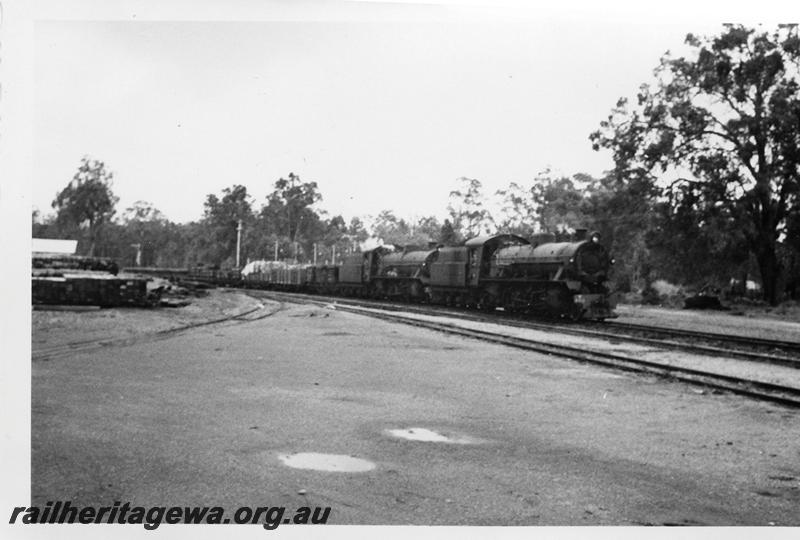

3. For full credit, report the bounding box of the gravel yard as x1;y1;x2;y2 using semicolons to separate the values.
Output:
32;289;262;352
616;303;800;344
348;305;800;391
30;298;800;525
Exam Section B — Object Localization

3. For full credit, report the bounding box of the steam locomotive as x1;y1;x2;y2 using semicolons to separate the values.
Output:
220;230;617;320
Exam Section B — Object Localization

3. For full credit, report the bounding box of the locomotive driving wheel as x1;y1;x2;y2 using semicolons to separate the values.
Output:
478;293;495;312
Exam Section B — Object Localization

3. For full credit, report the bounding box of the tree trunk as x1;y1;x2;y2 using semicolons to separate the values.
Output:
87;217;96;257
87;228;96;257
755;243;780;305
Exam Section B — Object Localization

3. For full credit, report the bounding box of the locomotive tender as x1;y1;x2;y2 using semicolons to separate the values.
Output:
222;231;616;320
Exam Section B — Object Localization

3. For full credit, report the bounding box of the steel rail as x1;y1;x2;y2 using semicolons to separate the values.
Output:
250;290;800;368
330;303;800;409
602;320;800;353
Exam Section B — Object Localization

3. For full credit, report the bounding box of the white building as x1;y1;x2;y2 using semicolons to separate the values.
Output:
32;238;78;255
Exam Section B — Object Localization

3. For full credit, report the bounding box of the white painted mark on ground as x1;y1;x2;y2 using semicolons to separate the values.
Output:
278;453;376;472
385;427;474;444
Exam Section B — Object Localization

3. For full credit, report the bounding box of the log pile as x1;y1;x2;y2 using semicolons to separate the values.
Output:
32;254;119;274
32;273;154;307
32;255;156;307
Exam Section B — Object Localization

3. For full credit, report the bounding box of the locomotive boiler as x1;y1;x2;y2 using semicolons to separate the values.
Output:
489;231;616;319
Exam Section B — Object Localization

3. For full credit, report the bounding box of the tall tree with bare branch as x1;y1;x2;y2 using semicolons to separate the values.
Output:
591;25;800;304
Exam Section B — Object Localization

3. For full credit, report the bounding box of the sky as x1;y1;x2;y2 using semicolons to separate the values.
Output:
29;2;759;225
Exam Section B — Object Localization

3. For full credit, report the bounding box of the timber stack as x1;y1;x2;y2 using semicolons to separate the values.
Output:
32;255;156;308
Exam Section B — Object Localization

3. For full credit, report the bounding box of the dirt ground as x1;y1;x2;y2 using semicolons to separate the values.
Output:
30;297;800;526
348;304;800;390
729;300;800;323
615;302;800;343
32;288;262;352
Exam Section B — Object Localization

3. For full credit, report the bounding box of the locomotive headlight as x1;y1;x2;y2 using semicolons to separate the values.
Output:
574;295;585;305
569;257;575;264
611;258;616;265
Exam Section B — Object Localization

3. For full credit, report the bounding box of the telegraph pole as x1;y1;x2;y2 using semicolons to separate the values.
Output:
235;220;243;268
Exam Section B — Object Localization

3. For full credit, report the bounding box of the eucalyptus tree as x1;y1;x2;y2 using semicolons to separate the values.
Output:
52;157;119;256
495;182;537;237
591;25;800;304
202;185;255;266
447;177;494;239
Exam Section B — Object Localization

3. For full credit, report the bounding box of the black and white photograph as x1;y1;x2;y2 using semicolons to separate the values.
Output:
3;0;800;537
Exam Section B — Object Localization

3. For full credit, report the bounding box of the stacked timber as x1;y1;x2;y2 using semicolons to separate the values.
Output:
32;255;155;307
32;273;153;307
32;254;119;274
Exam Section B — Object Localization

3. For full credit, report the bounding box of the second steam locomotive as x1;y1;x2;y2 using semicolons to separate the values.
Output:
220;230;617;320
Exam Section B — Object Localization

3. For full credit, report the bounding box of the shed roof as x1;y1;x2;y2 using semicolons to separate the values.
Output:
32;238;78;255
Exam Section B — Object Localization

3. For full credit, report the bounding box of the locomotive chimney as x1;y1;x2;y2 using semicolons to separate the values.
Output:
574;228;588;241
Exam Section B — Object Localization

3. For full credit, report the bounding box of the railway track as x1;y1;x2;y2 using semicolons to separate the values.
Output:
601;320;800;359
399;306;800;368
250;290;800;368
32;298;285;362
340;305;800;408
253;290;800;408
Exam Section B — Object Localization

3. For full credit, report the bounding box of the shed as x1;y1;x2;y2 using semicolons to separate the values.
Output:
32;238;78;255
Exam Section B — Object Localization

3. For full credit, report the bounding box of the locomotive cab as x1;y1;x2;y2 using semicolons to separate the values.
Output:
463;234;530;286
428;234;529;308
339;247;391;284
374;248;439;300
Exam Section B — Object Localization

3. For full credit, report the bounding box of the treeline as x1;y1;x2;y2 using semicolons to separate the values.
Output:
32;160;799;304
33;24;800;305
30;162;602;269
34;166;370;270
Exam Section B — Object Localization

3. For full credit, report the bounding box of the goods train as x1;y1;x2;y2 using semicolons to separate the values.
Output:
188;230;617;320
